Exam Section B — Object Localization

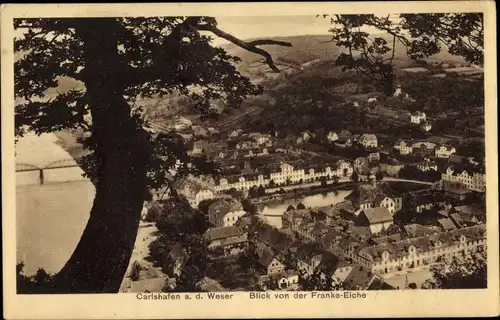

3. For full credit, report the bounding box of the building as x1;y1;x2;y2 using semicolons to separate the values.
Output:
175;179;215;208
255;243;285;275
359;134;378;148
342;265;386;290
368;152;380;162
417;158;438;172
420;121;432;132
344;177;403;215
355;225;486;276
208;199;246;227
354;157;370;174
367;97;378;104
394;140;413;155
410;111;426;124
327;131;339;142
356;207;393;234
442;180;470;200
441;166;486;192
203;226;246;249
412;141;437;158
435;145;457;158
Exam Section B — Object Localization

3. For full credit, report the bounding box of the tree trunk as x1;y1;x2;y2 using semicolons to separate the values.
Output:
52;19;148;293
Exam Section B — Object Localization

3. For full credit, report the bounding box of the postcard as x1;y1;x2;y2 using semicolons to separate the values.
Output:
2;1;499;319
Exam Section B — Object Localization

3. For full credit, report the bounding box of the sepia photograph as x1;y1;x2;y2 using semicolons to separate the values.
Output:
2;1;499;319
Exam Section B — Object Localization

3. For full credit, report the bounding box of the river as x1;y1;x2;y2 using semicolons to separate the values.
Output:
16;132;95;275
259;189;353;229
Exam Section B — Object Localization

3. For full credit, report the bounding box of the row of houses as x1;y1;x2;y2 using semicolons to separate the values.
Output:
213;161;354;192
394;140;457;158
354;224;486;275
441;165;486;192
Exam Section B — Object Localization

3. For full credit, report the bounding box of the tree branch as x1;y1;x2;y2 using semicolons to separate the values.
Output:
196;24;291;73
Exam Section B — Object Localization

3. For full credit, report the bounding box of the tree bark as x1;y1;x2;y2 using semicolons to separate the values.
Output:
52;19;148;293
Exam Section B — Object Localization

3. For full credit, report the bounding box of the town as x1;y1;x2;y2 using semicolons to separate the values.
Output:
120;79;486;293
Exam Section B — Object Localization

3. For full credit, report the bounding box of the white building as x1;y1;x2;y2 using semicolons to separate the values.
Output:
359;134;378;149
417;159;438;172
355;225;486;275
208;200;247;227
327;132;339;143
410;111;426;124
435;145;457;158
442;166;486;192
394;140;413;155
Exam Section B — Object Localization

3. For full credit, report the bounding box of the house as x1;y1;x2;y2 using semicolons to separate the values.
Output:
208;199;247;227
437;218;458;232
301;131;313;142
417;158;438;172
356;207;393;234
394;139;413;155
332;259;353;283
354;157;370;174
442;180;470;200
174;179;215;208
343;265;385;290
368;152;380;162
420;121;432;132
229;129;243;137
252;133;271;145
336;160;354;177
367;97;378;104
435;145;457;158
276;271;299;289
203;226;245;249
410;111;426;124
221;235;248;256
297;249;328;277
296;137;304;145
355;225;486;275
255;243;285;275
412;141;437;157
165;244;189;278
344;178;403;214
359;134;378;148
441;166;486;192
327;131;339;142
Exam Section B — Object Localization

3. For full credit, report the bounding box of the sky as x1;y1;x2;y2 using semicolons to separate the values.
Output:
212;15;333;45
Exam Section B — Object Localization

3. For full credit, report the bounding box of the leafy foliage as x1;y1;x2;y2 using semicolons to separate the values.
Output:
430;255;487;289
326;14;483;94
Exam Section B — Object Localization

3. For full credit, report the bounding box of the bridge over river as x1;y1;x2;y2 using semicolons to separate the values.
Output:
16;158;84;185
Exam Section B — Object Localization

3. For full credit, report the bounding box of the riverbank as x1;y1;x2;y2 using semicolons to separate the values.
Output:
253;182;356;205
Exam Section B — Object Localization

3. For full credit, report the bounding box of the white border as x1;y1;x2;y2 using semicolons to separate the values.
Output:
2;2;498;319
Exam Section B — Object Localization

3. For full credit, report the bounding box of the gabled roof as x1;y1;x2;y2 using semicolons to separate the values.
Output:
343;265;378;290
203;226;242;242
255;243;278;268
361;207;392;224
437;218;457;231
